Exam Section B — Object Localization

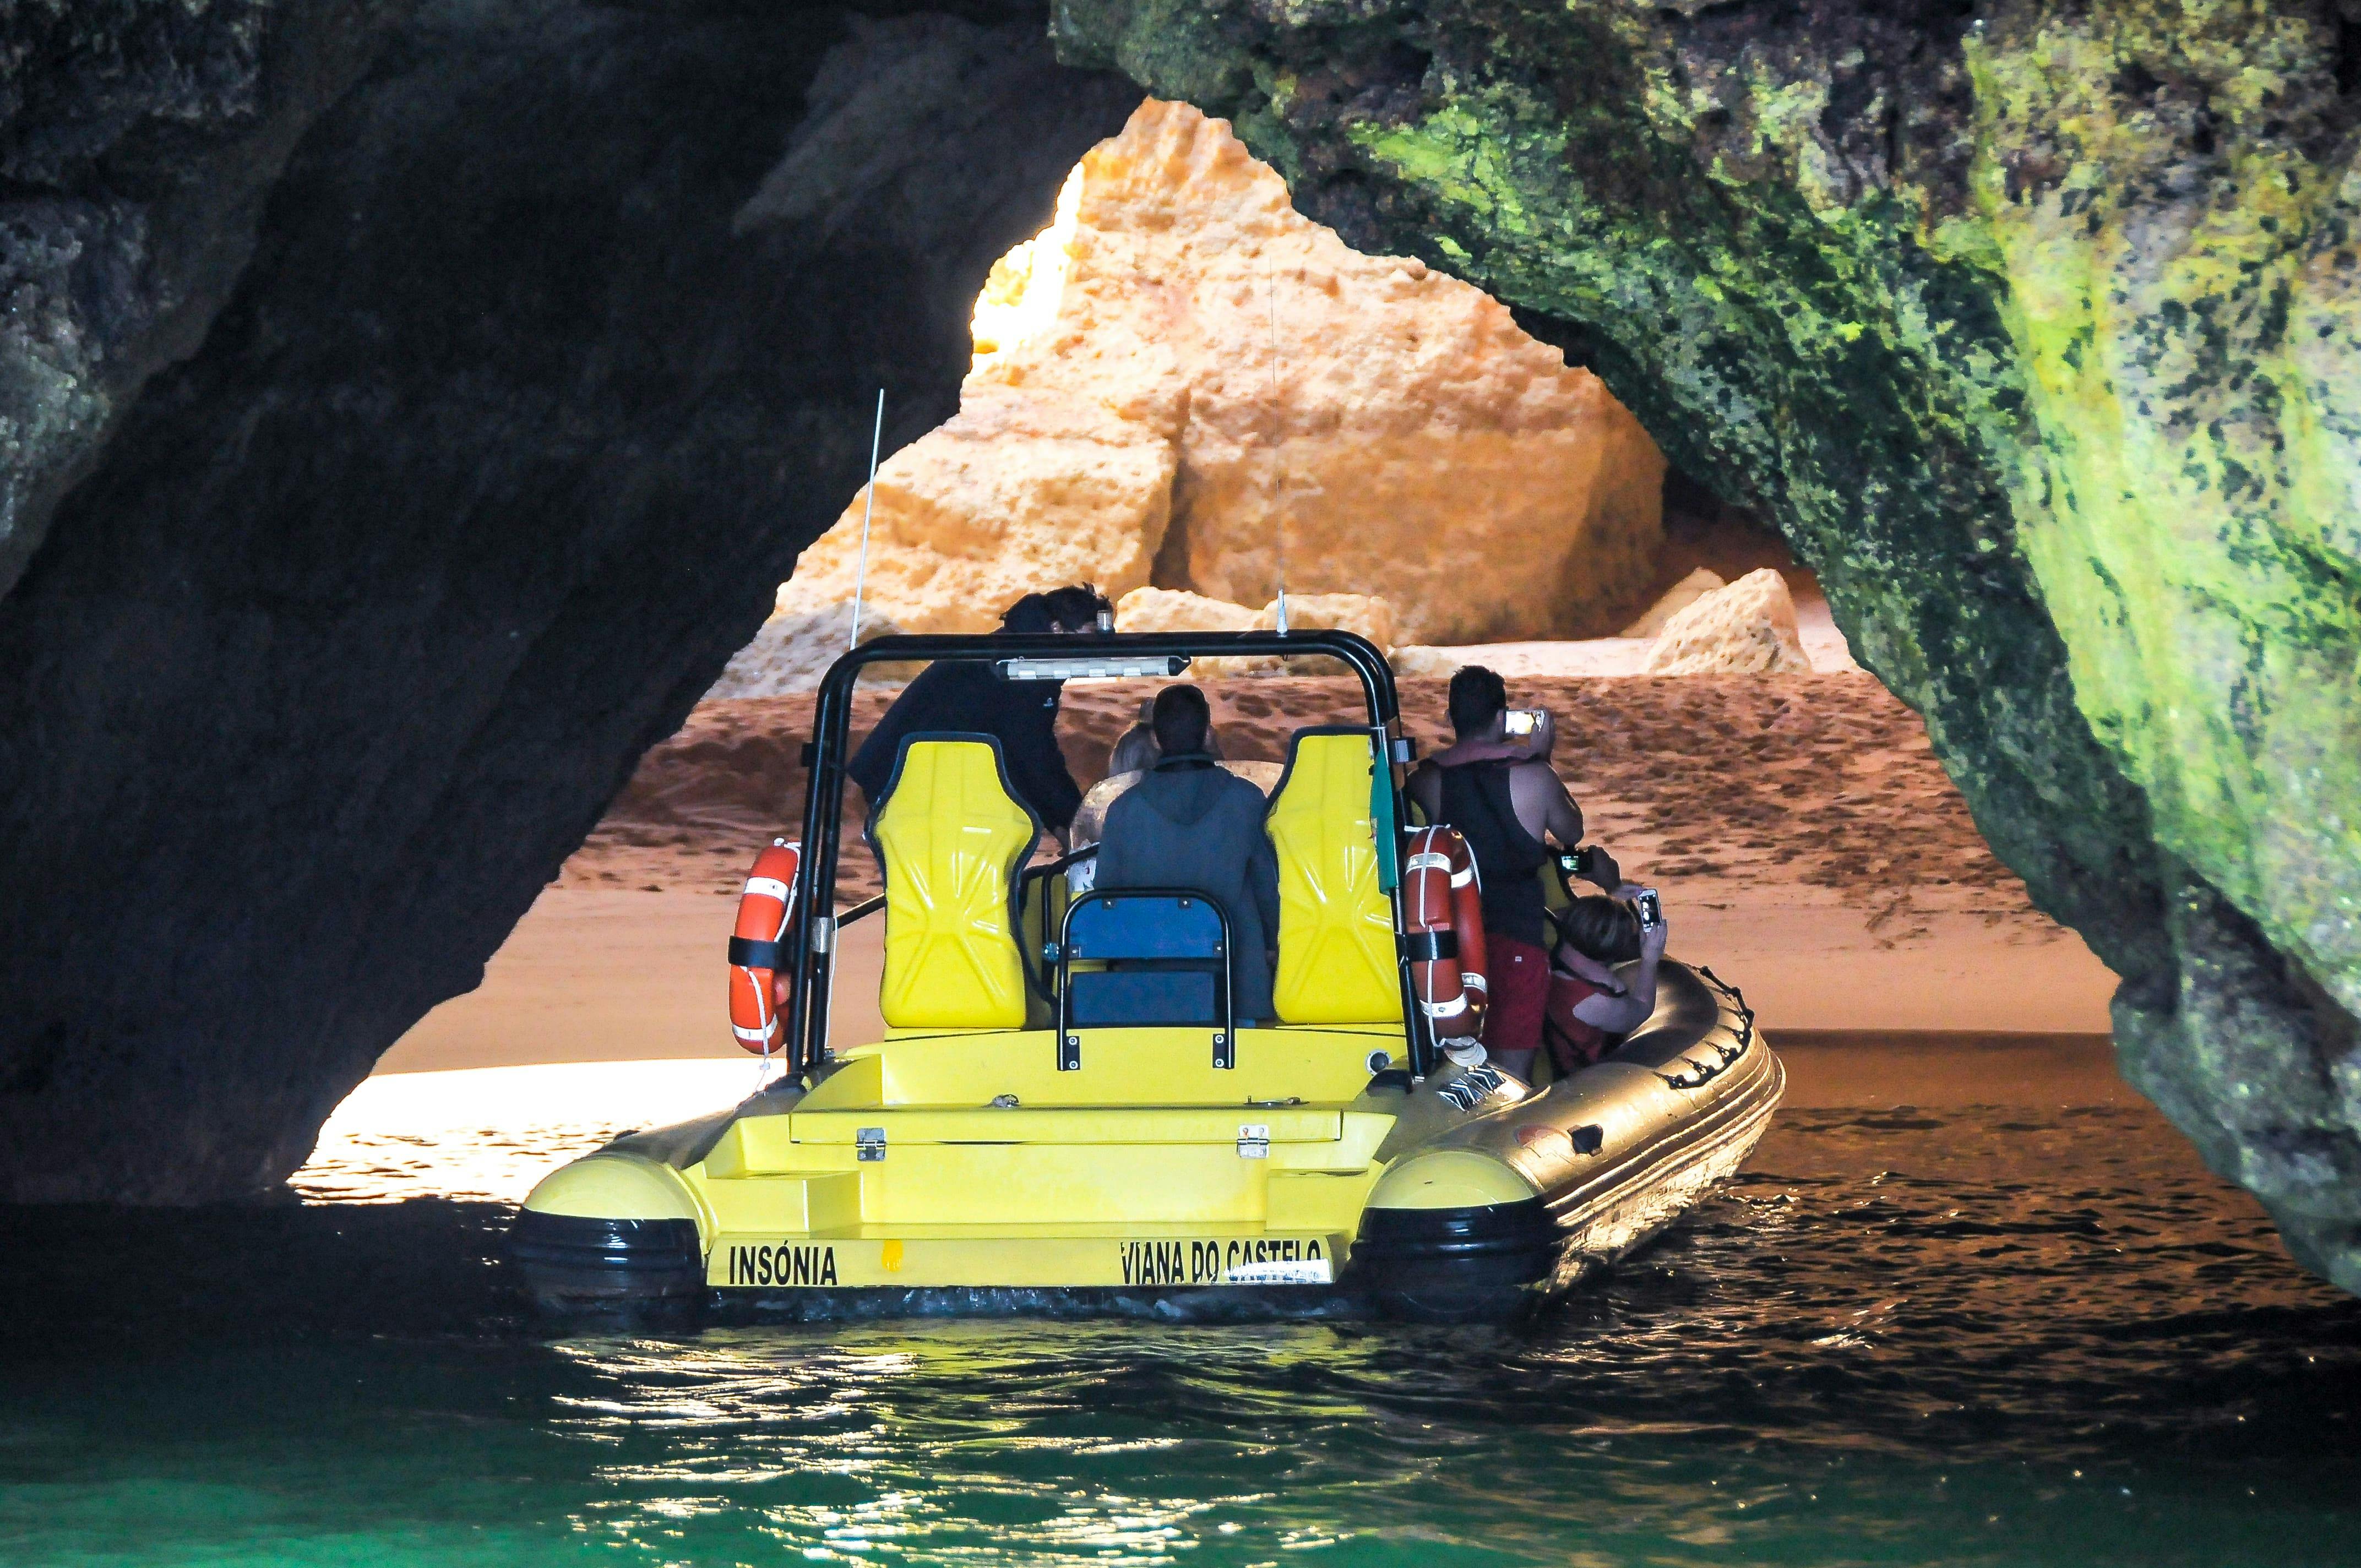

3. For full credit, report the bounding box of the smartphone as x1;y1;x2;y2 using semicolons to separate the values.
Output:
1634;888;1663;929
1502;707;1544;738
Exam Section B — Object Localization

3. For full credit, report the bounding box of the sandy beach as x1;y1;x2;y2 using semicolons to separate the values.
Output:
380;669;2119;1078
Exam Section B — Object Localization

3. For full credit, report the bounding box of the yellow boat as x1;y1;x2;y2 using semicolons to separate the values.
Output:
510;630;1783;1321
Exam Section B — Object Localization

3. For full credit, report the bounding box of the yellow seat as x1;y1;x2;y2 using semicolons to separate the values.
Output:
868;735;1041;1030
1265;728;1402;1025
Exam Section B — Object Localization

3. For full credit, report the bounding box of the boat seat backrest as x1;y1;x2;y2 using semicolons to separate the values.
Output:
1264;728;1402;1025
1061;891;1231;1029
866;733;1041;1030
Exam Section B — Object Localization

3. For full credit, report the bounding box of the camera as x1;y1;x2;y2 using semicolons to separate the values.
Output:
1634;888;1662;929
1502;707;1544;738
1559;846;1612;889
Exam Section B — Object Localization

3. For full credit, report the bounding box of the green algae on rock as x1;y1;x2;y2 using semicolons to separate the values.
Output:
1053;0;2361;1288
1962;6;2361;1283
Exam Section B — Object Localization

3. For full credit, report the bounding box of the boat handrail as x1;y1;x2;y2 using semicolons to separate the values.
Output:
785;628;1416;1077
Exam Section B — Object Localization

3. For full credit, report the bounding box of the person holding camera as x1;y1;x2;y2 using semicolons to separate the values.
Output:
1407;666;1624;1083
1544;892;1669;1073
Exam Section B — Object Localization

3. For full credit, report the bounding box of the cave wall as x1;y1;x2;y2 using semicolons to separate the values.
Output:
0;0;1139;1199
1051;0;2361;1289
0;0;398;596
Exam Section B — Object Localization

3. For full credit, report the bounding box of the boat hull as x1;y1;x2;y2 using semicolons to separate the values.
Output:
509;963;1781;1321
1346;962;1783;1320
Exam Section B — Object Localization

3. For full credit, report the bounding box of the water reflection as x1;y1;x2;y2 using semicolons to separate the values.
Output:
298;1059;761;1204
525;1302;2361;1567
0;1064;2352;1566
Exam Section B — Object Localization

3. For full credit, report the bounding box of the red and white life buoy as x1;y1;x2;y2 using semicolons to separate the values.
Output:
727;839;801;1055
1402;825;1488;1039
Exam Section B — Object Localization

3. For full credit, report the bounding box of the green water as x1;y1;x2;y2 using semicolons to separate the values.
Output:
2;1069;2355;1566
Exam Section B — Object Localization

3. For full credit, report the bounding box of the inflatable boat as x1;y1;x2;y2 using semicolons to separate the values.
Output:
510;629;1783;1321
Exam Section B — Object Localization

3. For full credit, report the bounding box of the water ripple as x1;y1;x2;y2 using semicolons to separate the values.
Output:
0;1070;2353;1565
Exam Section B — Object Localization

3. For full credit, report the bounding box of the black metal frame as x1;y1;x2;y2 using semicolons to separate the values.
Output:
1015;843;1096;1001
1054;888;1234;1070
781;629;1430;1077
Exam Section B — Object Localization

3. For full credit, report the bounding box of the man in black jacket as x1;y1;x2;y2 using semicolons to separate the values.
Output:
1095;684;1282;1022
848;585;1111;843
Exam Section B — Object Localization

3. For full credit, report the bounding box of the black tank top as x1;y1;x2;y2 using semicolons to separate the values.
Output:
1435;761;1550;946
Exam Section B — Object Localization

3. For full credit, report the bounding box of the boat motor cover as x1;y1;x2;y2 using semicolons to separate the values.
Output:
1265;729;1402;1025
868;734;1042;1030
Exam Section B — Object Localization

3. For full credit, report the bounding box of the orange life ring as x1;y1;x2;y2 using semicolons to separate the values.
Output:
1402;825;1488;1039
727;839;801;1055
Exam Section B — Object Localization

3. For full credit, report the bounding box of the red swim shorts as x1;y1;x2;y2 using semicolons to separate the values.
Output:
1480;933;1550;1057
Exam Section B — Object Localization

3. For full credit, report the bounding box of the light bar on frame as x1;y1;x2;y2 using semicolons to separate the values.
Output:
997;655;1193;682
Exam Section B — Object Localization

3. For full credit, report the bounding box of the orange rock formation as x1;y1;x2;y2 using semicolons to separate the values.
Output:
777;100;1664;644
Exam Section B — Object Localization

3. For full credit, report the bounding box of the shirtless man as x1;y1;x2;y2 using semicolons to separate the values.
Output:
1408;666;1622;1081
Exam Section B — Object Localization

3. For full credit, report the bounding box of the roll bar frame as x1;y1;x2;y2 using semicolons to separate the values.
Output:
781;629;1432;1079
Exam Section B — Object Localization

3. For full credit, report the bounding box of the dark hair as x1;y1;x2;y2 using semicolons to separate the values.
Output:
1447;665;1508;739
1554;896;1641;965
1000;584;1111;635
1151;684;1211;757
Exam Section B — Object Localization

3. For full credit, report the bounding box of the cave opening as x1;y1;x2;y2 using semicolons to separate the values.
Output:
390;95;2107;1150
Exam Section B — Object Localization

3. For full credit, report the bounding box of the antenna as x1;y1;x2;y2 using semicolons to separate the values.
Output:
847;388;885;650
1263;259;1289;634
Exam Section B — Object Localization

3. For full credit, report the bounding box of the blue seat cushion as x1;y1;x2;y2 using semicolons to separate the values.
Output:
1066;969;1221;1028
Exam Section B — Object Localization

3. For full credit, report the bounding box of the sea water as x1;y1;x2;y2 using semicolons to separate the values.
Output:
1;1058;2355;1567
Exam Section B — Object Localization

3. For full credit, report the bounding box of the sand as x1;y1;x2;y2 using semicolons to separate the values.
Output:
380;669;2119;1075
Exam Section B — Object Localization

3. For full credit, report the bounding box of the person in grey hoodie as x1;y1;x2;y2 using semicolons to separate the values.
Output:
1093;684;1283;1023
